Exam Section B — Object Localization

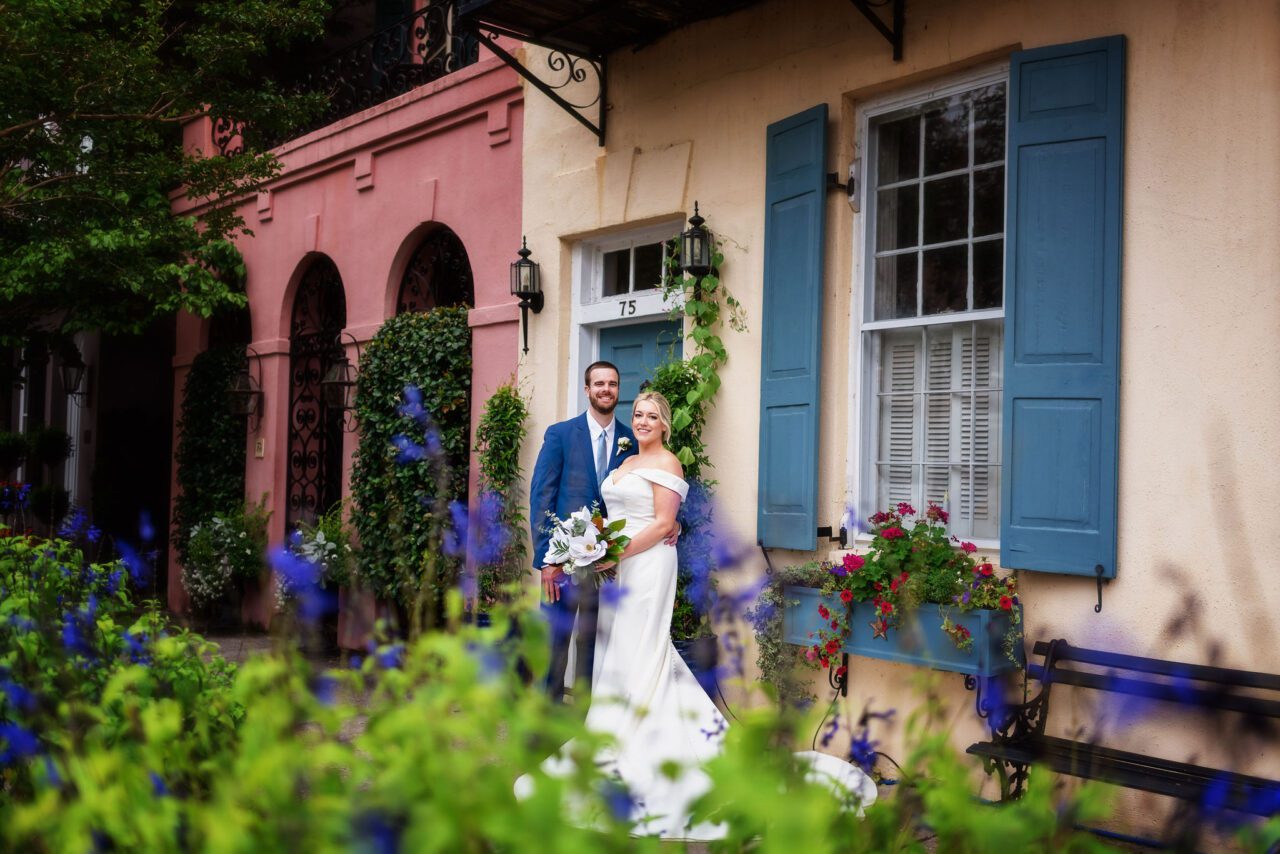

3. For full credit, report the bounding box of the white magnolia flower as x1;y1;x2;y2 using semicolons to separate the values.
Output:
567;533;607;567
543;525;573;568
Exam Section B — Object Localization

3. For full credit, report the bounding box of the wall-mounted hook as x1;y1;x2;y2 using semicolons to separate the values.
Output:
1094;564;1105;613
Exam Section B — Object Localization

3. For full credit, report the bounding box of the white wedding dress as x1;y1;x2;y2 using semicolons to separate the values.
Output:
517;468;877;839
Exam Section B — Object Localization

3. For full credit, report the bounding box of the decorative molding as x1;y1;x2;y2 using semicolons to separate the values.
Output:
354;151;375;191
422;178;438;221
257;190;273;222
305;213;320;252
468;302;520;328
487;100;511;147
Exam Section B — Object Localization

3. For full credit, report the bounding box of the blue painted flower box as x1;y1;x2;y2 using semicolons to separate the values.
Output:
782;586;1020;677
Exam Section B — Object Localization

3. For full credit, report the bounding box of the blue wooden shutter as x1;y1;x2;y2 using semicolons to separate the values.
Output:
758;105;828;550
1000;36;1125;578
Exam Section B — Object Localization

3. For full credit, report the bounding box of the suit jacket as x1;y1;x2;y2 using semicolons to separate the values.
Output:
529;412;637;568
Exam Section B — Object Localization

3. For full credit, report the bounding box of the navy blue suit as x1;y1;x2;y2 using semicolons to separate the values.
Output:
530;412;636;700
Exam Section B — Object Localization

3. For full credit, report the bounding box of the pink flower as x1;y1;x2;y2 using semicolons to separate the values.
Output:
842;553;865;572
805;646;817;662
896;502;916;517
926;502;949;524
960;541;977;553
818;604;830;620
882;527;906;540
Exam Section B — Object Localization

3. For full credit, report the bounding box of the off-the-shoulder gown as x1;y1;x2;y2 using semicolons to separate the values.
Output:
518;468;876;839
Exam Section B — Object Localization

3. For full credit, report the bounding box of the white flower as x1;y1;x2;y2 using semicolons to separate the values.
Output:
543;525;573;568
567;532;607;567
617;437;632;452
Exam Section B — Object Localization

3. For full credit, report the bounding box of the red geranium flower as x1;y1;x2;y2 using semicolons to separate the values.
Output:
831;620;839;630
818;604;830;619
980;564;994;577
820;656;830;668
842;553;865;572
882;526;906;540
960;541;977;553
999;595;1013;610
835;665;848;678
825;639;840;654
896;502;916;517
873;582;883;591
839;589;853;604
879;601;894;615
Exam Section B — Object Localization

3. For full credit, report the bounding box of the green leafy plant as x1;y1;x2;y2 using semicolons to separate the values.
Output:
809;503;1021;668
180;497;271;614
351;307;472;606
173;345;249;567
285;501;356;601
659;238;746;474
473;381;529;609
25;426;72;470
28;484;69;527
745;561;829;708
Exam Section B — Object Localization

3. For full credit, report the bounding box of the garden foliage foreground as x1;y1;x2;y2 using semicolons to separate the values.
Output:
5;534;1276;852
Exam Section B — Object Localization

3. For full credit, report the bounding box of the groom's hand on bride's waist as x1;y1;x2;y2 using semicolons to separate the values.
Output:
540;566;565;602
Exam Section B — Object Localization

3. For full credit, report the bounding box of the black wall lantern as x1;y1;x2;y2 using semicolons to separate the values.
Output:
227;346;264;429
510;236;544;355
680;201;714;281
320;332;362;432
58;343;87;404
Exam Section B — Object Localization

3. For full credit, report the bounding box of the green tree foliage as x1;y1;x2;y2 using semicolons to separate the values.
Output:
473;380;529;608
351;308;471;605
0;0;330;340
172;345;248;567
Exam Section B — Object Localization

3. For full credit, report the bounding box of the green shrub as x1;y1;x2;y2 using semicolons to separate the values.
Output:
25;426;73;469
28;484;69;526
473;381;528;608
351;307;471;606
173;345;249;567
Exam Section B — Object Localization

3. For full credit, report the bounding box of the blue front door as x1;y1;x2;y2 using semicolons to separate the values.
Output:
598;321;682;424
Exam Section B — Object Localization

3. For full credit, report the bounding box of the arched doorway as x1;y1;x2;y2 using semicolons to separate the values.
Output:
396;226;474;315
286;257;347;528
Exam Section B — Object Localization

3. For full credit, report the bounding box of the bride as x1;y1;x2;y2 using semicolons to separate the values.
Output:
518;392;876;839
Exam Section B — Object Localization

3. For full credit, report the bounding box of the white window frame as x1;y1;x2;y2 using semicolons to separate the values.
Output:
566;221;685;417
847;62;1009;549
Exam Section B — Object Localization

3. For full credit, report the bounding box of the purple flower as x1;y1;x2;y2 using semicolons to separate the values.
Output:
391;434;426;465
820;716;841;748
116;542;151;586
829;563;848;578
376;643;404;669
310;673;338;706
150;771;168;797
600;582;629;607
961;591;971;605
124;629;150;665
397;384;428;425
848;729;878;775
600;779;639;822
352;812;402;854
138;511;155;544
1;679;37;713
87;525;102;544
442;501;469;558
0;722;40;766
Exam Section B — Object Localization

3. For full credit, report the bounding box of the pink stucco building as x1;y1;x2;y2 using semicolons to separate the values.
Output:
169;10;524;625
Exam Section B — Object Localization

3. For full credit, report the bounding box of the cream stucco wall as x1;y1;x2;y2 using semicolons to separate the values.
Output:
518;0;1280;836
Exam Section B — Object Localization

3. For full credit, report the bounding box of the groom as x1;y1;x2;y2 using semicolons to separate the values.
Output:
530;360;638;702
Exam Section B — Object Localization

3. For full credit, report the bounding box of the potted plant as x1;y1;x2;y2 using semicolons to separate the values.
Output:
181;497;271;631
0;431;27;477
785;503;1023;678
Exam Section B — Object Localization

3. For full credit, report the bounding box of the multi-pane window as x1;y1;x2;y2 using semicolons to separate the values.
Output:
601;240;666;297
863;79;1006;541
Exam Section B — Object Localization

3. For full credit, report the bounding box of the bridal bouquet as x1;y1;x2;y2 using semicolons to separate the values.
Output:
542;505;630;587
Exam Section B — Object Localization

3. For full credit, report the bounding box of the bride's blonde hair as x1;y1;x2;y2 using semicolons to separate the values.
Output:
632;392;673;443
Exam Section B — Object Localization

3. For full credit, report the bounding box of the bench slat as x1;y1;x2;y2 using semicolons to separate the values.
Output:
968;737;1279;816
1026;663;1280;719
1031;641;1280;692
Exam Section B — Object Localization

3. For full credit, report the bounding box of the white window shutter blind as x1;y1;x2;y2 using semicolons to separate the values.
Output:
879;334;919;508
960;324;1001;540
924;331;953;509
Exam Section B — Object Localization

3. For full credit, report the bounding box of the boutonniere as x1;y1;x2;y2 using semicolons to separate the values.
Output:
616;437;633;453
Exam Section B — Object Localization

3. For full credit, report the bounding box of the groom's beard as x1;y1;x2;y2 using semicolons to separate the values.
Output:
589;394;617;416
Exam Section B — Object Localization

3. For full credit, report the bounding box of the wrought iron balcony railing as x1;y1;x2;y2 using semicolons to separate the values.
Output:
214;0;479;156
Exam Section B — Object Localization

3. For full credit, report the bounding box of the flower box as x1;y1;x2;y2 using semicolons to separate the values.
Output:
782;586;1020;678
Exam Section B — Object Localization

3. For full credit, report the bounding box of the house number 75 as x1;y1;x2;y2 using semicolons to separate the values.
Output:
619;299;637;316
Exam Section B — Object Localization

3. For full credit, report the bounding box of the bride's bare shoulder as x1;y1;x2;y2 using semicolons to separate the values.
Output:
652;450;684;478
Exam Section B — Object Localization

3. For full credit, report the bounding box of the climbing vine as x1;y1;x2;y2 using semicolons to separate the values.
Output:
660;238;746;470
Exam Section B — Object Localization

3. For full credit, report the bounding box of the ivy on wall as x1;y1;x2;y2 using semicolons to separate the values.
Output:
351;307;471;605
173;346;248;566
473;380;529;608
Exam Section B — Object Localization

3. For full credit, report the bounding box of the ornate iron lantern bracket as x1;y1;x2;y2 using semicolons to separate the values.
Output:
847;0;904;62
465;26;606;146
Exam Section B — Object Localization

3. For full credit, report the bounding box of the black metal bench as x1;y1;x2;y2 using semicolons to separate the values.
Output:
967;639;1280;817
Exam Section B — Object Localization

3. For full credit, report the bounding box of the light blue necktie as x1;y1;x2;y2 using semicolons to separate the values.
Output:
595;429;608;487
